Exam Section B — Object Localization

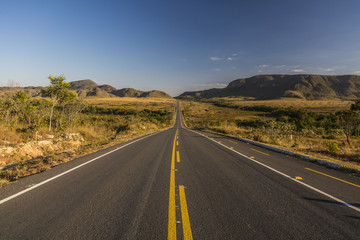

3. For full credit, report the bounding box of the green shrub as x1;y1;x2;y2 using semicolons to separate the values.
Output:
252;134;262;141
0;179;9;187
236;119;269;128
324;141;340;154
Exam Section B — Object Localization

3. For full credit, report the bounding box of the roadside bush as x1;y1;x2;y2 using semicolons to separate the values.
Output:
252;134;262;142
0;179;9;187
324;141;340;154
235;119;269;128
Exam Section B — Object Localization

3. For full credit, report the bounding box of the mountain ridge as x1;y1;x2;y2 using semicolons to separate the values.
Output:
0;79;173;99
178;74;360;100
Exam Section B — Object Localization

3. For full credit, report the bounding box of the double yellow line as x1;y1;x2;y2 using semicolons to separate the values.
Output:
168;128;193;240
168;129;177;239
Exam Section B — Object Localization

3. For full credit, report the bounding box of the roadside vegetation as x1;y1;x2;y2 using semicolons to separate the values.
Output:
180;97;360;171
0;75;176;186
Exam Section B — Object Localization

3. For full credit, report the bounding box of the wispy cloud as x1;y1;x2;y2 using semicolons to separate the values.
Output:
212;68;221;71
322;68;335;72
232;53;238;56
255;64;269;73
227;57;233;61
256;64;269;72
291;69;305;73
354;71;360;74
195;83;227;88
210;57;221;61
275;65;287;68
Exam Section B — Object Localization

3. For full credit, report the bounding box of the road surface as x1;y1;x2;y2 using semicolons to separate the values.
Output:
0;103;359;239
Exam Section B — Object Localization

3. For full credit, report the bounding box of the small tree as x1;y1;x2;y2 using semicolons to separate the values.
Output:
12;91;29;125
336;110;360;147
350;99;360;137
63;98;87;127
350;99;360;111
41;75;76;130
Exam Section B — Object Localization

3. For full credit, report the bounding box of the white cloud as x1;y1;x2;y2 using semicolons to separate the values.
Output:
210;57;221;61
227;57;233;61
354;71;360;74
320;68;335;72
291;69;305;73
212;68;221;71
275;65;287;68
259;64;268;68
232;53;238;56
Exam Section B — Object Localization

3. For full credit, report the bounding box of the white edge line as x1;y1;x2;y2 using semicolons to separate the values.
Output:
0;129;167;205
189;129;360;214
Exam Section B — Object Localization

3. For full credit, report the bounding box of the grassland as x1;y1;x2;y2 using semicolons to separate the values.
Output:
0;97;176;186
85;97;176;111
180;98;360;171
210;97;353;113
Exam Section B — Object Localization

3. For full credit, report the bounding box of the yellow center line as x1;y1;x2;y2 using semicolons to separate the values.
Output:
179;185;193;240
229;140;238;144
250;148;270;156
177;141;179;146
168;129;178;240
177;151;180;163
305;168;360;188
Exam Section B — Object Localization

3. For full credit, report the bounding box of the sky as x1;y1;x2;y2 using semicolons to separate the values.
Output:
1;0;360;96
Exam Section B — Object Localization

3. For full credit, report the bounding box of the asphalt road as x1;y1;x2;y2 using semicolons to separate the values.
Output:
0;103;359;239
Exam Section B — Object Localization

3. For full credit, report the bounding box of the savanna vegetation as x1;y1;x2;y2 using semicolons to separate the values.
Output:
0;75;176;186
180;97;360;171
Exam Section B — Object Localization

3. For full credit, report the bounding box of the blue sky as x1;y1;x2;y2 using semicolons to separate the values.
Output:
1;0;360;96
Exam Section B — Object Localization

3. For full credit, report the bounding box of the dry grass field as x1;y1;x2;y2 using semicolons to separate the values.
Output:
209;97;352;113
180;101;263;122
85;97;176;111
180;98;360;171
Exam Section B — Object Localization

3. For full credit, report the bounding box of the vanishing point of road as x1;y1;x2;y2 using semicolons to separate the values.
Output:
0;102;359;239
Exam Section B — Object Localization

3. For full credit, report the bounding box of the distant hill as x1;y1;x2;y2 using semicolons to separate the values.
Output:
139;90;172;98
69;80;114;98
0;79;173;99
112;88;143;97
178;74;360;100
112;88;172;98
69;79;98;90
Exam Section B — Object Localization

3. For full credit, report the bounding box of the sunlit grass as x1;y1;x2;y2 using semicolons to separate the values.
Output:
210;97;352;113
85;97;176;111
